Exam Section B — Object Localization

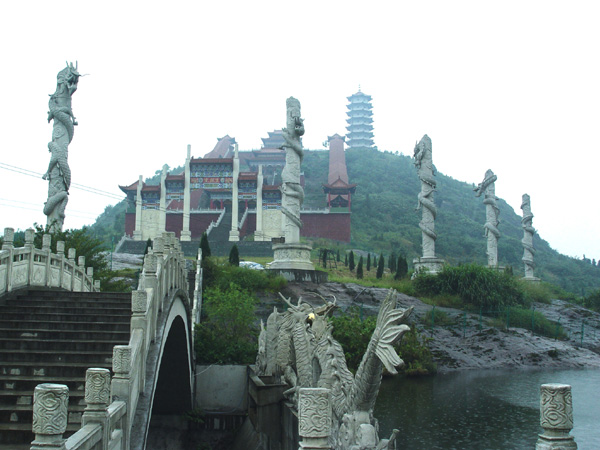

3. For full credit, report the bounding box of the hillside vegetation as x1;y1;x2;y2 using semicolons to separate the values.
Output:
89;147;600;295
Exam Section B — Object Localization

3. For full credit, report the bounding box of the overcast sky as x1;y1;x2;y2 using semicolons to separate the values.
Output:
1;1;598;260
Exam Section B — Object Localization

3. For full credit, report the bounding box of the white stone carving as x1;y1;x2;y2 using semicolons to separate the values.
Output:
84;368;111;406
536;383;577;449
32;383;69;435
256;289;409;449
521;194;539;280
475;169;500;266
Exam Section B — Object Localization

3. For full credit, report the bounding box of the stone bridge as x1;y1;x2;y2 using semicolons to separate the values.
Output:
0;230;197;450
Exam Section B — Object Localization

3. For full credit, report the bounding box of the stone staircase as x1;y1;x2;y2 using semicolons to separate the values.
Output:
0;289;131;449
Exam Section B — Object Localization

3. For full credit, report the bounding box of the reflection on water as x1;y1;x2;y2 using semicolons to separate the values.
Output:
374;368;600;450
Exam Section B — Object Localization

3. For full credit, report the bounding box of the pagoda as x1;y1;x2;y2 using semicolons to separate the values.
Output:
345;88;375;150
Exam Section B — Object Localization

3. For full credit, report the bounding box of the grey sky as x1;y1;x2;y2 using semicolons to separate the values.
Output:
1;1;598;259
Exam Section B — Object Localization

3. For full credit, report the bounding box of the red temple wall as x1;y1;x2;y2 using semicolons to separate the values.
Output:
125;213;136;237
300;213;351;242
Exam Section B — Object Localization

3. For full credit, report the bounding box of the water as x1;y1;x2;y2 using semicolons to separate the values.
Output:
374;368;600;450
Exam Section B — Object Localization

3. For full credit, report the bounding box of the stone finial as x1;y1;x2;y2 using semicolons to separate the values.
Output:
2;227;14;250
153;237;164;255
536;384;577;449
68;248;76;260
42;234;52;251
298;388;332;447
87;267;93;277
94;280;101;291
56;241;65;256
144;253;158;273
132;290;148;314
84;368;111;407
78;256;85;267
113;346;132;375
32;383;69;435
25;228;35;247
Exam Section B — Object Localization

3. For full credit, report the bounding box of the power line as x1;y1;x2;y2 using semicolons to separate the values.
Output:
0;162;125;201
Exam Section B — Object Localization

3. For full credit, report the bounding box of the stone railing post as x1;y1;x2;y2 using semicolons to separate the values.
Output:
42;234;51;252
111;345;132;447
25;228;35;285
192;248;203;326
56;241;65;289
81;368;111;450
2;228;14;293
536;384;577;449
68;248;76;291
24;228;35;248
87;267;94;291
31;383;69;450
42;234;52;287
131;290;149;387
94;280;101;291
78;256;86;291
298;388;332;450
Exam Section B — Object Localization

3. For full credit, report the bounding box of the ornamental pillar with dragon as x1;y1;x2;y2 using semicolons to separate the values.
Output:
269;97;315;272
412;134;444;275
255;289;408;450
474;169;501;267
43;62;81;232
521;194;540;281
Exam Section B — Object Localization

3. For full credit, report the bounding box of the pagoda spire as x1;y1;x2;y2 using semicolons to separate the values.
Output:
345;89;375;150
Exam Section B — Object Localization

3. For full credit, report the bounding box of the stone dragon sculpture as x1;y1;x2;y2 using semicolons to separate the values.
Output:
474;169;500;265
413;135;438;258
43;62;80;232
256;289;411;449
520;193;536;277
280;97;305;231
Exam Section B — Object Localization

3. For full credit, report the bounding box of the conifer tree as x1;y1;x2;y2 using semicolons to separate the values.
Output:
200;232;211;258
322;249;328;268
395;254;408;279
229;244;240;266
337;249;341;262
357;256;364;279
366;253;371;271
349;251;355;271
344;253;348;267
389;251;397;273
376;253;384;279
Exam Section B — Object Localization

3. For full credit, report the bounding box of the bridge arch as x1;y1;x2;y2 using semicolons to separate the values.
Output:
131;288;195;449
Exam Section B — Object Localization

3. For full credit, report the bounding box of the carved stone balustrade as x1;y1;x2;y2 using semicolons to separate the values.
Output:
536;383;577;449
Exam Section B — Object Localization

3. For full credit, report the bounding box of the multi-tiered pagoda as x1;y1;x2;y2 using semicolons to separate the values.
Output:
346;88;375;150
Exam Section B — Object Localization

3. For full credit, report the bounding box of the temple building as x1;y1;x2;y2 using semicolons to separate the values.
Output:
119;130;355;244
346;88;375;150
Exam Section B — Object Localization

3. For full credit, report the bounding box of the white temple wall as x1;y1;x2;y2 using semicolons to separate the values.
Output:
141;210;161;241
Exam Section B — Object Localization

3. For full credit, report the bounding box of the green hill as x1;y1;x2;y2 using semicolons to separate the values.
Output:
90;148;600;295
301;147;600;295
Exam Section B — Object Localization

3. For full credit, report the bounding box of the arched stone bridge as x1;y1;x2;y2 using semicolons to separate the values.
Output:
28;232;197;450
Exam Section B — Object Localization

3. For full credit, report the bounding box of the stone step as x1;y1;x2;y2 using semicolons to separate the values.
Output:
0;349;113;364
0;375;84;393
0;327;130;341
5;298;132;309
14;290;132;301
0;361;112;379
0;319;130;332
0;337;125;352
0;305;131;316
0;422;81;445
0;311;130;323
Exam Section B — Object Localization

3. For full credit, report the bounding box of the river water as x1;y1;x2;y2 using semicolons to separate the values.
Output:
374;368;599;450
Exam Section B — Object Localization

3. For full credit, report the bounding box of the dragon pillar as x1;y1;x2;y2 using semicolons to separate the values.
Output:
43;62;80;232
521;194;540;281
474;169;500;267
413;135;444;275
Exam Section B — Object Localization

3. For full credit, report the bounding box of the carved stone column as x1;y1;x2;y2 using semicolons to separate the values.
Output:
181;144;192;241
82;368;112;448
298;388;332;449
536;384;577;449
256;165;264;241
521;193;540;281
159;164;168;234
412;135;444;275
31;383;69;450
475;169;500;267
230;143;240;242
133;175;143;240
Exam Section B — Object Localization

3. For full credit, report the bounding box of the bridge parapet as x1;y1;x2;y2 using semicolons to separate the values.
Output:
30;232;190;450
0;227;97;296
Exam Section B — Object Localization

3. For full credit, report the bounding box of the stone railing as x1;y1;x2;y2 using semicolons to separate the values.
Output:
192;248;203;327
0;227;97;296
205;209;226;237
30;232;189;450
238;207;249;229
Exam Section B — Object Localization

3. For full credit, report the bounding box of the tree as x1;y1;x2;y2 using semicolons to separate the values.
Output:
336;249;341;262
349;251;355;271
229;244;240;266
395;254;408;279
357;256;364;279
144;238;152;256
389;251;397;273
376;253;384;279
200;232;211;258
322;249;328;268
344;253;348;267
366;253;371;271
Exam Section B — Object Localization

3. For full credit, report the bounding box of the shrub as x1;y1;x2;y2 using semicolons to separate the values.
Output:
583;289;600;311
398;327;437;376
349;251;355;271
376;253;384;279
195;284;258;364
357;256;364;279
413;264;524;309
228;244;240;266
395;254;408;280
200;232;211;258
